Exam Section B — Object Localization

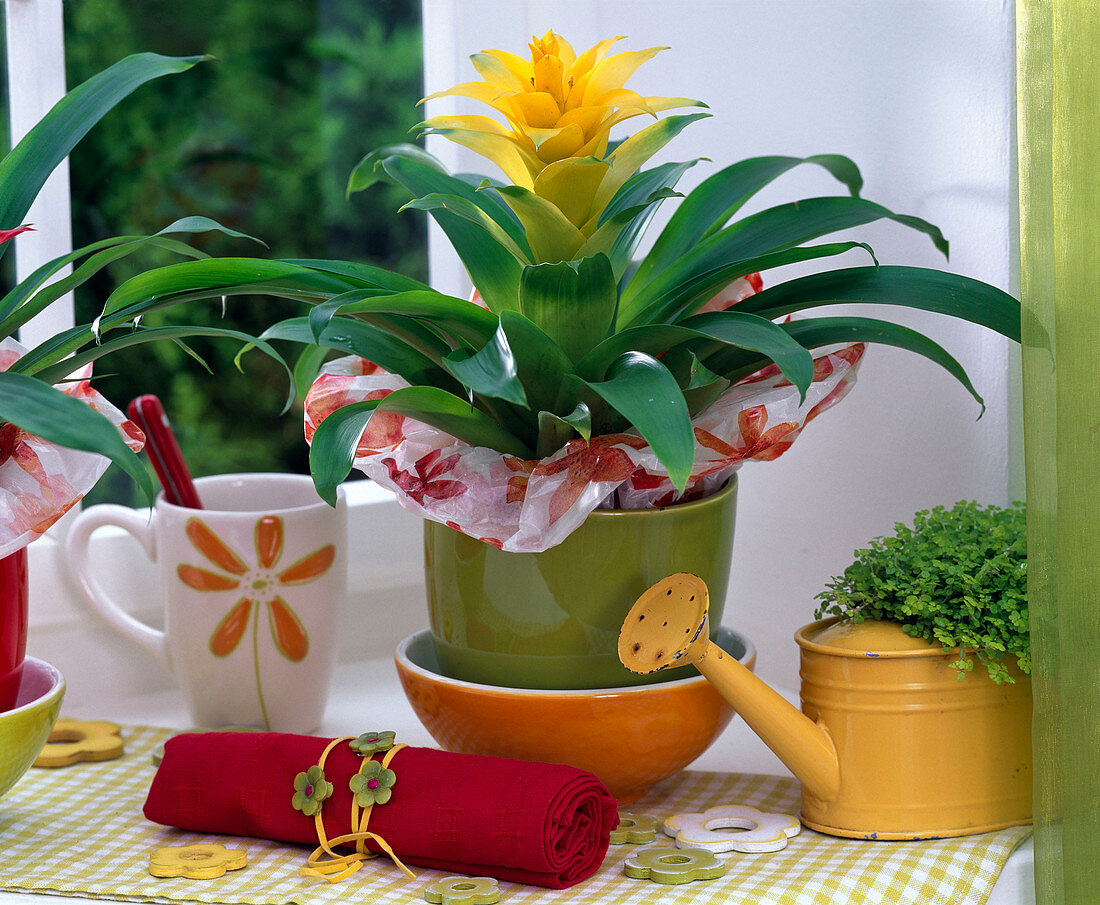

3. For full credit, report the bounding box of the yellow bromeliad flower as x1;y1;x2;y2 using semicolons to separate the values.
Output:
418;31;706;260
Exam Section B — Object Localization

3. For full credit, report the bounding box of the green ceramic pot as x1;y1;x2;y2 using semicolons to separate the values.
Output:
424;477;738;689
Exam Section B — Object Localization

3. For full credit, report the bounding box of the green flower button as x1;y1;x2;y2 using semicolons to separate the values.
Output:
350;730;396;755
292;765;333;817
350;759;396;807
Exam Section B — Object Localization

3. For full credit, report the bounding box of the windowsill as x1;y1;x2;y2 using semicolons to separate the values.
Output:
21;481;1034;905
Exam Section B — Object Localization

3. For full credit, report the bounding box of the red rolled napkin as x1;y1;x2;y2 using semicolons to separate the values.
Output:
144;732;618;889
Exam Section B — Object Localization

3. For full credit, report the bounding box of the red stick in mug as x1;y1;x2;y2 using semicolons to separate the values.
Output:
126;395;202;510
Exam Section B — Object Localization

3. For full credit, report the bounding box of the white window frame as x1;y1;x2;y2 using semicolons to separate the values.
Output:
4;0;80;562
3;0;75;347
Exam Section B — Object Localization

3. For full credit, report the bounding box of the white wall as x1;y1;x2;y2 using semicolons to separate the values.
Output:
16;0;1020;707
421;0;1020;690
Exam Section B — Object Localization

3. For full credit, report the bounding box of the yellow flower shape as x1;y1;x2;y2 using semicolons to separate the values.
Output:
419;30;705;235
33;719;124;768
148;843;247;880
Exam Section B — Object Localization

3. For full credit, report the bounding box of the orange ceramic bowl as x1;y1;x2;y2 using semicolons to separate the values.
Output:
395;627;755;802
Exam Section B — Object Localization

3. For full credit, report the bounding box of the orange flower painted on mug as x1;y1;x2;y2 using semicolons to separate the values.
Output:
178;515;334;662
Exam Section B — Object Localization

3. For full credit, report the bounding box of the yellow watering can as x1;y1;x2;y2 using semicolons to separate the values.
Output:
617;573;1032;840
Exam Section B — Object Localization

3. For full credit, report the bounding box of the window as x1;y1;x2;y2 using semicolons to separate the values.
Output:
7;0;431;652
9;0;427;505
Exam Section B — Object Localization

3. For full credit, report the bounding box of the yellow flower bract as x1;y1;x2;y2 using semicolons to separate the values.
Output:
419;30;704;248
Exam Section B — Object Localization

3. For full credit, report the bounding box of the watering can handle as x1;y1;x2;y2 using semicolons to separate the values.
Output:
695;644;841;802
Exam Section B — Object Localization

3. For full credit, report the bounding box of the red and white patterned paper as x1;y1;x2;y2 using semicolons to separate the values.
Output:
0;338;145;558
304;342;864;554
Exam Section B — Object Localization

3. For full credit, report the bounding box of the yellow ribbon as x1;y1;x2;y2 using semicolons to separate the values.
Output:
298;737;415;883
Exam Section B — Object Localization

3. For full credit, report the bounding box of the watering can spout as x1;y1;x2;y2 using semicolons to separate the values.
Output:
618;573;841;803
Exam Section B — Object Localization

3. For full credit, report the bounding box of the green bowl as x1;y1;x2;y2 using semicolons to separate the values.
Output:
0;657;65;799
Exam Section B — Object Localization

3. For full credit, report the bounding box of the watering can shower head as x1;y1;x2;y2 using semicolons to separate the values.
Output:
618;572;842;806
617;573;712;673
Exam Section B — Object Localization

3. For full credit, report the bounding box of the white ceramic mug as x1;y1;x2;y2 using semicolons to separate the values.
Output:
64;473;346;732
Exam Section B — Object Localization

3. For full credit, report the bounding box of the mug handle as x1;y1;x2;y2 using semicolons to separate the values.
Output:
63;505;171;672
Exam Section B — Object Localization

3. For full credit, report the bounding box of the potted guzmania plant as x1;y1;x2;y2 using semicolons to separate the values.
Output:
105;32;1021;690
0;52;282;712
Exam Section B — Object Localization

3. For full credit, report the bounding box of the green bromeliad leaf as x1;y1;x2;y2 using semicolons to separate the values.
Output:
627;154;864;295
578;309;814;399
596;159;701;228
497;311;576;419
346;142;449;195
446;311;570;451
305;289;498;350
349;147;526;312
443;321;528;407
597;159;699;275
704;315;985;411
588;112;711;219
620;242;876;328
308;386;533;504
583;352;694;492
659;349;731;416
279;258;432;293
403;193;533;263
683;362;731;415
537;402;593;458
678;309;818;399
733;265;1021;342
619;188;946;324
578;188;681;277
0;53;209;257
260;317;451;389
101;258;357;318
519;255;617;364
0;371;154;499
781;316;984;410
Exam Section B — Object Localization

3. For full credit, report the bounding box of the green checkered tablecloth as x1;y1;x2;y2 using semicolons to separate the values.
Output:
0;725;1031;904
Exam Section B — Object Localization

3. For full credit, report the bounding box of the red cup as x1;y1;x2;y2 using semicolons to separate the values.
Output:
0;547;28;711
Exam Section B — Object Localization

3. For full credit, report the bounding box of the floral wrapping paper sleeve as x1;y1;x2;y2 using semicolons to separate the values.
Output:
304;345;864;554
0;338;144;558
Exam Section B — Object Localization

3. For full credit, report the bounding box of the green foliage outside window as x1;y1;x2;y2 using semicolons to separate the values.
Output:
59;0;426;504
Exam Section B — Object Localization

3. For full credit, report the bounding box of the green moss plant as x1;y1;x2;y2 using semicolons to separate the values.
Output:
814;501;1029;683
